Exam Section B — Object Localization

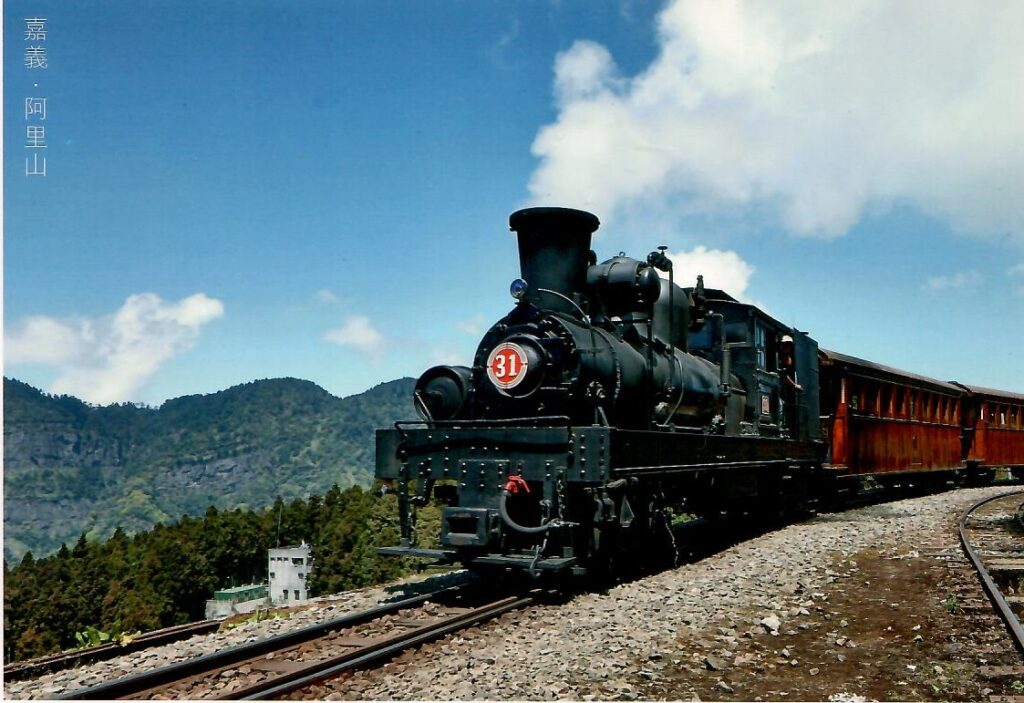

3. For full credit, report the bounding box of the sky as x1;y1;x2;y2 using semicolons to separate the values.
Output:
4;0;1023;406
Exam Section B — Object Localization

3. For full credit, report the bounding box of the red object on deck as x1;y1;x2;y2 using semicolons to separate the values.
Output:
504;475;531;494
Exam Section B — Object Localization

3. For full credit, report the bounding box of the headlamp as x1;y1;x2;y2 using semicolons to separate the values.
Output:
510;278;528;300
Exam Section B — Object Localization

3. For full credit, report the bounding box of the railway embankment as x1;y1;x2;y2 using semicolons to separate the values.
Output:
308;485;1021;702
6;486;1021;701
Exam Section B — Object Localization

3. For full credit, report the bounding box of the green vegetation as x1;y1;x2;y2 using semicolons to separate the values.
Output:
74;626;113;649
3;376;416;561
4;484;442;662
1;375;450;663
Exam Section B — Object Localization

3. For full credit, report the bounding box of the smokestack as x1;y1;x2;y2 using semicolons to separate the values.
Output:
508;207;600;315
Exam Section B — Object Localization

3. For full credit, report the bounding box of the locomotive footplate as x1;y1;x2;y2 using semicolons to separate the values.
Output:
377;545;576;571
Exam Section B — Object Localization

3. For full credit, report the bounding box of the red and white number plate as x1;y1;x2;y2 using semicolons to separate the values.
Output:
486;342;529;390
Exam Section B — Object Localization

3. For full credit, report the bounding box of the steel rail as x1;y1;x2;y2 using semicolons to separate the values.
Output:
58;585;466;700
3;619;220;682
227;594;536;700
958;490;1024;656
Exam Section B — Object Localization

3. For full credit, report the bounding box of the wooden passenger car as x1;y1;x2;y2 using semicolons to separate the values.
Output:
954;383;1024;471
819;350;964;477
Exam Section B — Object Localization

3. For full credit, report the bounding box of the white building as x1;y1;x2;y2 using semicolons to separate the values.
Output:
268;542;313;605
204;584;268;620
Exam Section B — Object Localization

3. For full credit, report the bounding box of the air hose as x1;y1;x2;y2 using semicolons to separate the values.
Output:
498;476;574;535
498;489;553;534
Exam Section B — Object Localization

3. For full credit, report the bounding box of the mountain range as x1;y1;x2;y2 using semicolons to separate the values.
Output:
3;376;416;562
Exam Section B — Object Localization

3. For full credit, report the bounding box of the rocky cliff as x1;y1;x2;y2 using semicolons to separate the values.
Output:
3;376;415;562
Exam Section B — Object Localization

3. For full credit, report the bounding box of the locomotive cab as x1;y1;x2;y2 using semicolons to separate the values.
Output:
688;294;820;442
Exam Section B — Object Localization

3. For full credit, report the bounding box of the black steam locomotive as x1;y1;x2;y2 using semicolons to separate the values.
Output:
376;207;826;576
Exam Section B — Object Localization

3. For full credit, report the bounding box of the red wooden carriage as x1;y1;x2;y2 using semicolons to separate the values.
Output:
954;383;1024;472
819;350;965;477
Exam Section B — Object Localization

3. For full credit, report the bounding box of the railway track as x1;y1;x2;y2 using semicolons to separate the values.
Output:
958;490;1024;656
58;584;536;700
3;620;220;682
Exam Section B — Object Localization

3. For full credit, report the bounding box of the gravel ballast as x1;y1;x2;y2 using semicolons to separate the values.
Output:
307;486;1022;701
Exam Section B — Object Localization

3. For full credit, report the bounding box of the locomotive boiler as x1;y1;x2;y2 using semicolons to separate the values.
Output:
376;207;826;576
416;208;727;431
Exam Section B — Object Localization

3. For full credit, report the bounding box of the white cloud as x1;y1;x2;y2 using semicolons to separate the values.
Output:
323;315;386;357
6;293;224;404
660;245;755;302
529;1;1024;243
489;17;520;68
923;271;984;292
457;314;487;336
495;17;519;53
427;347;465;367
6;316;84;365
313;288;340;305
553;41;624;108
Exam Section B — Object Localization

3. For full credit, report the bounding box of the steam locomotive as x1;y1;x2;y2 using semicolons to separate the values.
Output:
375;207;1023;577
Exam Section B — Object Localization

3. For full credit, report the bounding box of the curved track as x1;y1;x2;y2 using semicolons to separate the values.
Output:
958;490;1024;655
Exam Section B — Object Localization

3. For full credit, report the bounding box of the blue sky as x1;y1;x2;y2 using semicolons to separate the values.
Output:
5;0;1023;405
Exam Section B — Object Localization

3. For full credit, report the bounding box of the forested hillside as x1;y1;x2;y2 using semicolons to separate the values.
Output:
3;376;416;561
3;486;441;662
